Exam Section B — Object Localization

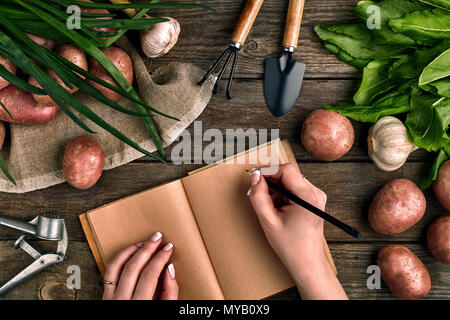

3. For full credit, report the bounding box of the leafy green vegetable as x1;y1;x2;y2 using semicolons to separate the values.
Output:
405;95;450;152
0;156;16;186
422;78;450;97
419;0;450;11
354;0;424;46
323;43;370;69
419;47;450;85
419;148;449;189
314;24;407;61
353;59;398;105
389;9;450;45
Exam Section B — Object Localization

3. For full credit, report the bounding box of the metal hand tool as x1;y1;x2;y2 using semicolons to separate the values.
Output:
264;0;307;117
198;0;264;99
0;213;68;296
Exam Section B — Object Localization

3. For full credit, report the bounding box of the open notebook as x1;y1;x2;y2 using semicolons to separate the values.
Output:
80;139;336;299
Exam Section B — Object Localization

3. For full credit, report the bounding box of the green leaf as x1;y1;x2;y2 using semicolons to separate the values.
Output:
419;148;449;189
325;91;411;123
354;0;423;46
353;59;398;105
81;18;169;30
0;63;46;94
405;95;450;152
0;99;13;121
389;40;450;80
389;9;450;45
421;78;450;97
419;47;450;85
315;24;408;60
0;155;16;186
61;0;216;12
419;0;450;11
323;43;370;69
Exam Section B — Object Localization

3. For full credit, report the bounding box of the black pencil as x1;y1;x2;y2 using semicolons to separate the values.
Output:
245;170;362;239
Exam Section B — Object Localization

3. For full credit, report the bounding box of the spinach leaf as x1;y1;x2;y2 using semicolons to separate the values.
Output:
389;40;450;79
354;0;424;46
314;24;408;60
325;91;411;123
323;43;370;69
405;95;450;152
422;78;450;97
419;0;450;11
419;147;449;189
354;59;399;105
419;47;450;85
389;9;450;45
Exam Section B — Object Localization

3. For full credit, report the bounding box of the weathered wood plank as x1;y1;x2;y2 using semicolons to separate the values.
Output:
0;162;445;242
140;79;432;162
0;241;447;300
148;0;362;79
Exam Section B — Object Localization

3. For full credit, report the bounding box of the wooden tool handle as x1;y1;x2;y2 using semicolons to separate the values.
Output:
282;0;305;49
230;0;264;46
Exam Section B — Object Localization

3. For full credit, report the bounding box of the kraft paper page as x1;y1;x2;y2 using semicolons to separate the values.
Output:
181;141;295;299
86;179;224;299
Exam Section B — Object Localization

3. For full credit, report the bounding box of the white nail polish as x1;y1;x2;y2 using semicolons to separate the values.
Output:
150;232;163;242
251;169;261;186
246;187;252;196
163;243;173;251
168;263;175;279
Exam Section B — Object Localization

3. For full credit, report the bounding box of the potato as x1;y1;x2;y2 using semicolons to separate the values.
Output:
0;85;59;124
0;54;17;90
29;45;88;107
432;160;450;210
79;0;115;38
427;216;450;264
63;136;105;190
378;245;431;300
369;178;426;234
301;109;354;161
0;121;5;150
87;47;133;102
25;33;56;50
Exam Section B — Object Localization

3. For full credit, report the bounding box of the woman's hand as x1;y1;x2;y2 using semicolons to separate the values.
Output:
248;164;347;300
102;232;178;300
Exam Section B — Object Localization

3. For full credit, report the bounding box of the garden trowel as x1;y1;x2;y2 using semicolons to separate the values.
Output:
264;0;306;117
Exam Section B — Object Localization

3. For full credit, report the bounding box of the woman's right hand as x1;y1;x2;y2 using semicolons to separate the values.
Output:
248;164;347;300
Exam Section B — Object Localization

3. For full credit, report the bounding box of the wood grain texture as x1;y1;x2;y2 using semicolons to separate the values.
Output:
230;0;265;45
0;242;447;300
282;0;305;48
148;0;361;78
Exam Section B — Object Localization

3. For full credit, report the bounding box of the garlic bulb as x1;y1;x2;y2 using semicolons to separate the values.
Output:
140;17;180;58
368;116;418;171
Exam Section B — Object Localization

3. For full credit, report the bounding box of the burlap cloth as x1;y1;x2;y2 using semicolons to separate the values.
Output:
0;36;215;193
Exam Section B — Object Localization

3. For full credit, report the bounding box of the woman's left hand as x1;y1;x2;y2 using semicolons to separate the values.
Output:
102;232;178;300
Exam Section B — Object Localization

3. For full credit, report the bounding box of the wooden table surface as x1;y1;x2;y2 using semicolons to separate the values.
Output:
0;0;449;300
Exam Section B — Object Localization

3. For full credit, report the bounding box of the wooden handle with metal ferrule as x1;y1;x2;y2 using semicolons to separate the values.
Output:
230;0;264;46
282;0;305;49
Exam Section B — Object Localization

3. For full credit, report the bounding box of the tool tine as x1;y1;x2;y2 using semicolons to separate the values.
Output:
213;49;234;94
226;49;239;100
197;47;232;86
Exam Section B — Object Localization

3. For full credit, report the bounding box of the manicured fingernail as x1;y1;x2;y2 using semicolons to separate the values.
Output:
251;169;261;186
246;187;252;196
168;263;175;279
136;241;145;248
163;243;173;251
150;232;162;242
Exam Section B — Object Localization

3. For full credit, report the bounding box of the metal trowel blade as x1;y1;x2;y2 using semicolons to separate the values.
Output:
264;51;306;117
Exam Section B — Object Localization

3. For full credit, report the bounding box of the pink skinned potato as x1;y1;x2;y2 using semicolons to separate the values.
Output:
0;121;5;150
427;216;450;264
25;33;56;50
29;45;88;108
368;178;426;234
0;85;59;124
63;136;105;190
378;245;431;300
301;109;354;161
79;0;115;38
0;54;17;90
432;160;450;210
87;47;133;102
